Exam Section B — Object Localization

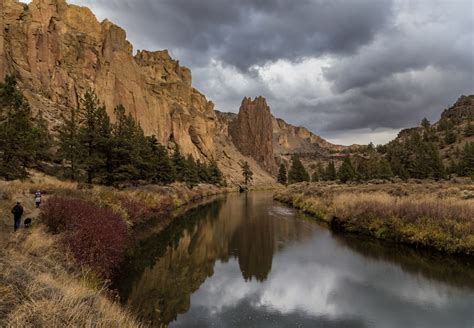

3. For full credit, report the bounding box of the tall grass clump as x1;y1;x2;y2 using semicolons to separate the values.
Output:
274;182;474;255
40;196;128;278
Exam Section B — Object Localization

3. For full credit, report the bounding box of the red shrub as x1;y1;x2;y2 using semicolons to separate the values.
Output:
40;196;128;278
119;196;155;224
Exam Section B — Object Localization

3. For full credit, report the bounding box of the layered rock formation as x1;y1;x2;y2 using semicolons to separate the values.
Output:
230;97;276;174
217;96;349;173
1;0;215;160
273;117;348;155
0;0;277;184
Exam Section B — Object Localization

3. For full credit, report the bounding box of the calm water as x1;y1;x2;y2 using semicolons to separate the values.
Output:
119;192;474;328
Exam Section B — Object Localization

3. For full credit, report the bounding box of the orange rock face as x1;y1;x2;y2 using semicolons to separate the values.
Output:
1;0;216;161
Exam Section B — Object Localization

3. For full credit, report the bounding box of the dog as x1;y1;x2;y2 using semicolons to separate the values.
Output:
24;218;32;228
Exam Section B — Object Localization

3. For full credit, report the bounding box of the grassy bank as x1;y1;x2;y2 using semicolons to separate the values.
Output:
274;182;474;255
0;172;230;327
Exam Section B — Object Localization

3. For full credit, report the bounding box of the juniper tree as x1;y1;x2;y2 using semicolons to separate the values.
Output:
106;104;140;184
0;76;39;179
172;144;186;182
338;157;356;183
288;155;309;184
461;142;474;177
208;160;224;186
242;161;253;185
147;136;175;184
33;110;53;162
324;161;337;181
197;160;211;183
277;163;287;185
184;154;200;187
78;90;111;184
421;117;431;129
377;158;394;180
57;107;82;180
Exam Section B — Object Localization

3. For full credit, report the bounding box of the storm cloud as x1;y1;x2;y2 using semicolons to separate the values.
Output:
63;0;473;145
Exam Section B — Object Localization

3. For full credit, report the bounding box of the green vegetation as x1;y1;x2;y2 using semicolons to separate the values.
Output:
277;163;287;185
0;76;224;187
0;76;53;180
323;161;337;181
288;155;309;184
385;130;446;180
338;157;356;183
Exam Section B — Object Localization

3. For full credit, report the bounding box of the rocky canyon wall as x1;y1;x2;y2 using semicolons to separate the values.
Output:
1;0;215;160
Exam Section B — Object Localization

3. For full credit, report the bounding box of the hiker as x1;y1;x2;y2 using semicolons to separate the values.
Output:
34;190;42;208
11;202;24;232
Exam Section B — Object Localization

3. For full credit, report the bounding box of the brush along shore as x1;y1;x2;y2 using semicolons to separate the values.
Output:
274;181;474;255
0;172;231;327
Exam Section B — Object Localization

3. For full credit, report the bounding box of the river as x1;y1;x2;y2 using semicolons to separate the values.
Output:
118;192;474;328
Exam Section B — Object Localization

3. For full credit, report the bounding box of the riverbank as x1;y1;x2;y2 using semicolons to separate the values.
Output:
274;182;474;255
0;172;231;327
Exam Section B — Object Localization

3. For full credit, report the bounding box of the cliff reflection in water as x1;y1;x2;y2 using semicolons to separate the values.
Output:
121;193;313;325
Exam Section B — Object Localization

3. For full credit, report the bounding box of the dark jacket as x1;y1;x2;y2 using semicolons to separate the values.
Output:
11;205;24;219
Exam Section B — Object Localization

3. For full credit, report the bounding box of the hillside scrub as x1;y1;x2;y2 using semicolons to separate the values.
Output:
274;182;474;255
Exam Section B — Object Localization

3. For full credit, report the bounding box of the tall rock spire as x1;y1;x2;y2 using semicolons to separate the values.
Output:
230;96;276;174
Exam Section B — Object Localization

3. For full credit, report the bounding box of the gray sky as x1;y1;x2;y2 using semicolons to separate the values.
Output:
60;0;474;144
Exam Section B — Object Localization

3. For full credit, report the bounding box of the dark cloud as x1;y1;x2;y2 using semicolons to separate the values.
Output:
67;0;474;145
72;0;394;70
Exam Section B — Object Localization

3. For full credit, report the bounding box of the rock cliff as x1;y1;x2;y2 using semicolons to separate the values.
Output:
272;117;348;155
230;97;277;174
0;0;348;184
1;0;215;160
0;0;276;184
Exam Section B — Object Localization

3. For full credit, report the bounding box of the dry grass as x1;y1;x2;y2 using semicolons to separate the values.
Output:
0;229;143;328
0;173;230;327
274;181;474;254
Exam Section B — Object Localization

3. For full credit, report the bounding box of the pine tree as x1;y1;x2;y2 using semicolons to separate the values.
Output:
57;107;83;180
288;155;310;184
445;127;457;145
208;160;224;186
317;162;325;179
196;160;211;183
377;158;394;180
184;154;200;187
324;161;337;181
242;161;253;185
0;76;38;179
172;144;186;182
461;142;474;177
32;110;53;162
78;90;110;184
277;163;287;185
107;105;139;185
338;157;356;183
421;117;431;129
147;136;175;184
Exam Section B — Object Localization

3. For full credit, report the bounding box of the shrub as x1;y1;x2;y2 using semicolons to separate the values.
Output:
40;196;128;278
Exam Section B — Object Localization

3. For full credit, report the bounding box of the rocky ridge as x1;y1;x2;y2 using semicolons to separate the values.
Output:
0;0;276;184
229;97;276;174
